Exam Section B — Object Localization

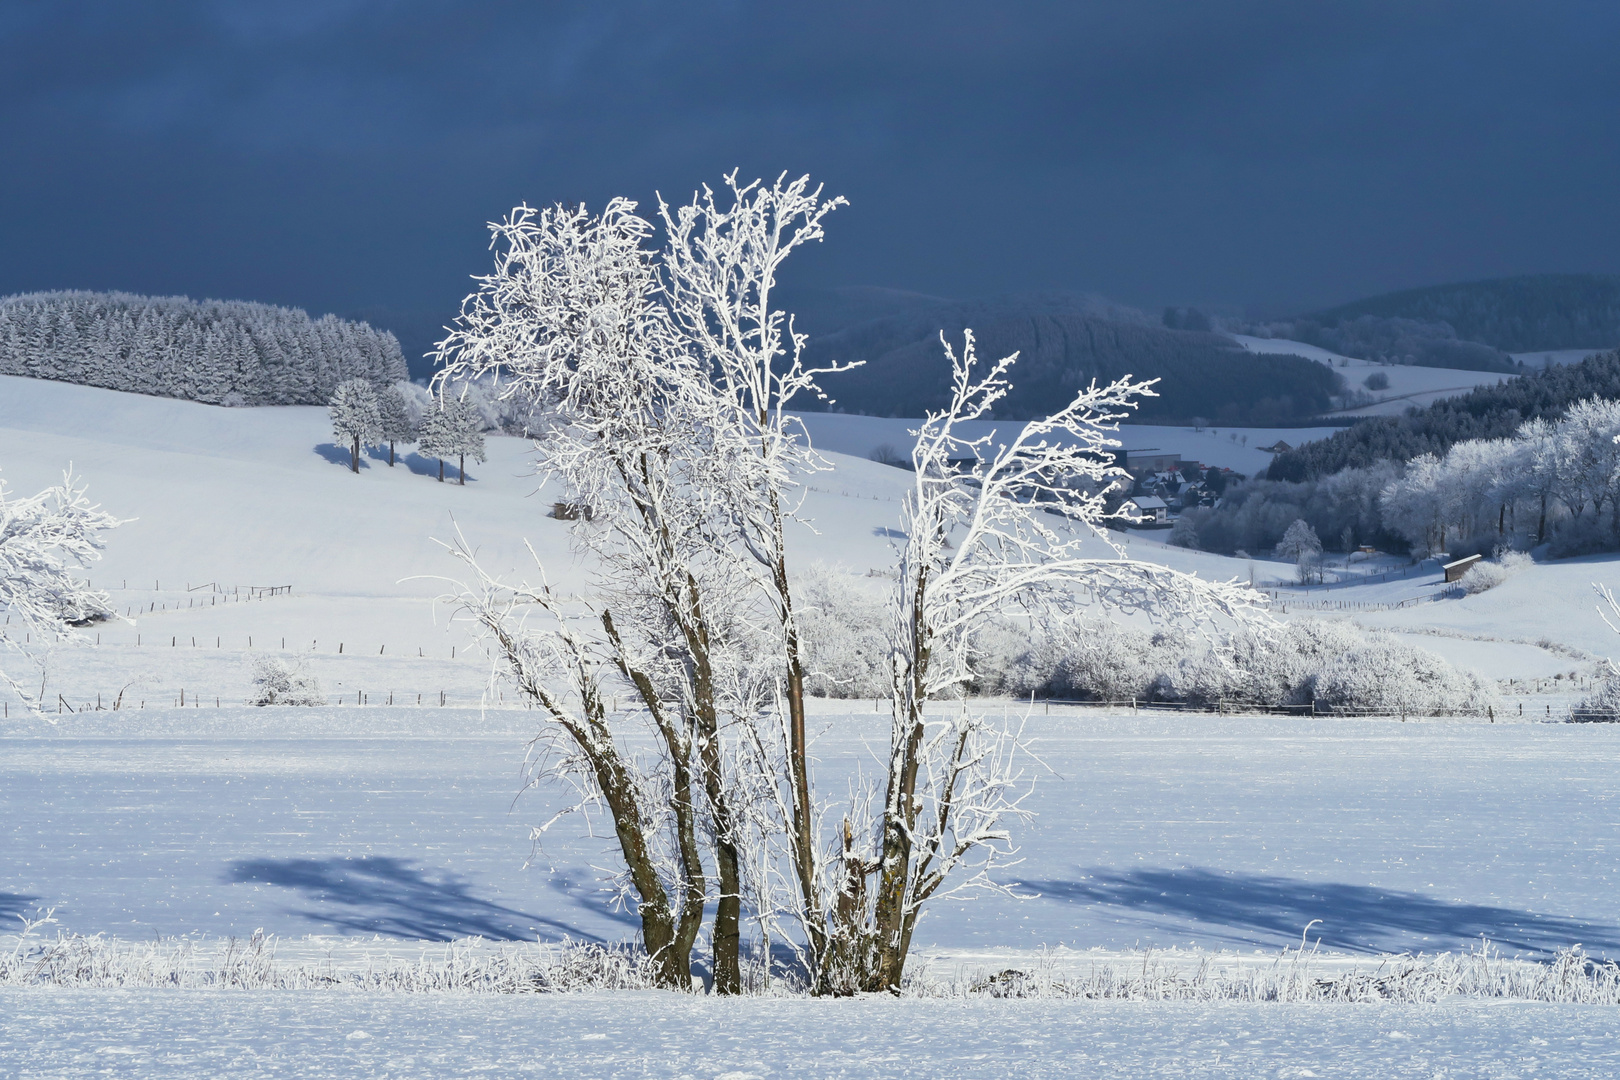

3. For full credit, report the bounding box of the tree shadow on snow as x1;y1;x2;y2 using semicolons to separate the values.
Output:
225;856;600;942
362;445;453;479
1023;867;1620;958
0;891;42;922
312;443;366;470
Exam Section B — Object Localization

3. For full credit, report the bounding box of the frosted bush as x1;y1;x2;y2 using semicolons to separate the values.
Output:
1575;674;1620;721
1028;616;1493;716
1457;549;1532;594
247;655;326;706
794;563;889;698
1312;633;1496;716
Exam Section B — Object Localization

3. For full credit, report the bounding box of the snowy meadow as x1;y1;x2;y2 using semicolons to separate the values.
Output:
5;178;1620;1077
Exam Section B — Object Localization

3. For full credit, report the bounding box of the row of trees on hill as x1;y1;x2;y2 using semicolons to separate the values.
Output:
328;379;486;482
1176;395;1620;560
1308;273;1620;353
1266;350;1620;481
0;290;406;405
1248;315;1517;373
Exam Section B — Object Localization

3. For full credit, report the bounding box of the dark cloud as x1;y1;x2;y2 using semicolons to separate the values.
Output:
3;0;1618;352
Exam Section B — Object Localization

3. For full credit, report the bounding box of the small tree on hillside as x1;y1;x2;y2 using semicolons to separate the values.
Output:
328;379;382;473
0;466;123;713
418;402;452;482
1277;518;1323;584
445;396;486;484
377;384;418;466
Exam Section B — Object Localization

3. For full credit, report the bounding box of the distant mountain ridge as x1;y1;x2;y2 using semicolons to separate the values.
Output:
800;292;1341;425
1305;273;1620;353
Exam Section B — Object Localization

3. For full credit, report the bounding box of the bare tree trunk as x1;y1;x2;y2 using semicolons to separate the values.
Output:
485;617;693;989
767;491;827;987
351;435;360;473
871;570;931;991
601;611;707;977
389;441;396;467
459;453;466;484
438;459;445;483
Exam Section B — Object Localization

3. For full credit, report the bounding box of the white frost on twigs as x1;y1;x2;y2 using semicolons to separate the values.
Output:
0;466;124;716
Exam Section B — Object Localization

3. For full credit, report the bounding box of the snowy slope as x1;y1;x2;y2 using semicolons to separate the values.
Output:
1231;334;1512;416
4;372;1614;707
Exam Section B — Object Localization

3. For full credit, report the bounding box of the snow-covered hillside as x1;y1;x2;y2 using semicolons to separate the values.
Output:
1232;333;1513;416
4;373;1617;709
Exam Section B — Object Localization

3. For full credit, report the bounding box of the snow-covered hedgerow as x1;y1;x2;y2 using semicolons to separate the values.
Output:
794;563;889;698
0;290;406;405
246;655;326;706
1310;635;1497;716
998;616;1495;716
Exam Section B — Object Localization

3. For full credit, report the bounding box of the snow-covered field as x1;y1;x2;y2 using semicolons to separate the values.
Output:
5;989;1618;1078
7;707;1620;960
6;374;1620;1073
1232;333;1514;417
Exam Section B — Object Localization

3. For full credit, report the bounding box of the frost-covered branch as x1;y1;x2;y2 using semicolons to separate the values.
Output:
0;466;124;715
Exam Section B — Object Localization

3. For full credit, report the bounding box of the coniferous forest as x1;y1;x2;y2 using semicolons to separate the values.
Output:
0;291;406;405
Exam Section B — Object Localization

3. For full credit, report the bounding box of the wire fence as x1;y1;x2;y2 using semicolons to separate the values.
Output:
1036;697;1573;723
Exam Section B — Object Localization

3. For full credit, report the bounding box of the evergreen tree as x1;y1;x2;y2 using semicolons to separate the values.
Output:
328;379;382;473
444;396;486;485
377;384;417;466
417;401;455;482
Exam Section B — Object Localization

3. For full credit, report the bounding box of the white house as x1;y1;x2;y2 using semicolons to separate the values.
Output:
1130;495;1168;525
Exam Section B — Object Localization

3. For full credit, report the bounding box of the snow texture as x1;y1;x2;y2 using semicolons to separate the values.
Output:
5;710;1618;961
2;990;1617;1078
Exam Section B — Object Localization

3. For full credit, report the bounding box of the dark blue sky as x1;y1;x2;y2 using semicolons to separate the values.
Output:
5;1;1619;341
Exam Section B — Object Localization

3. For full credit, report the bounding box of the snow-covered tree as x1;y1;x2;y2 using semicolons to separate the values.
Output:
328;379;382;473
377;384;418;466
431;176;1268;998
417;402;454;482
1276;518;1323;584
435;197;725;990
417;396;486;484
816;332;1266;991
0;467;122;713
443;397;486;485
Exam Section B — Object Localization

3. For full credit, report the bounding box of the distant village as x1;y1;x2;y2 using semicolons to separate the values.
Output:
1113;446;1258;527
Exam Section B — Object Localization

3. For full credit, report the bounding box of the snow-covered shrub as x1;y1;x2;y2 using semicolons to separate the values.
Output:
1023;615;1493;716
1168;516;1199;548
1031;615;1180;703
1457;549;1532;595
1575;676;1620;721
246;655;326;706
1311;633;1496;716
794;564;889;698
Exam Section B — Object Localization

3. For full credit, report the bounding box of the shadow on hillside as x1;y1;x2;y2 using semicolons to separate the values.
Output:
0;891;43;922
313;442;367;470
225;856;600;942
363;445;452;479
1022;866;1620;957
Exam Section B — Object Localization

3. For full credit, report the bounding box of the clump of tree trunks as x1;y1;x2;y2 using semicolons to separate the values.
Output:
435;173;1265;995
